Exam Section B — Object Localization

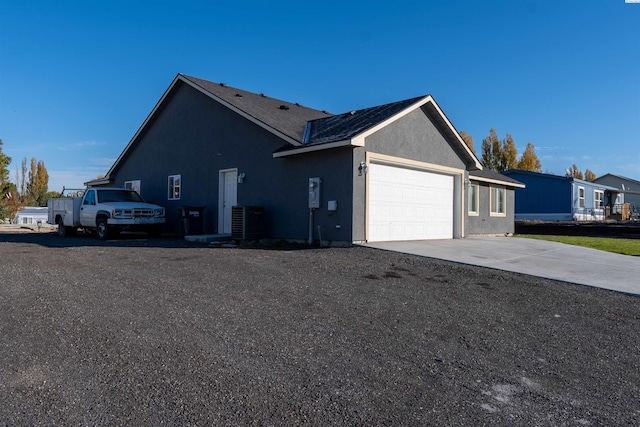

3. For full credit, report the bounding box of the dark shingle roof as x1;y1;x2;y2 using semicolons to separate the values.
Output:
180;74;331;143
470;168;524;187
305;96;426;146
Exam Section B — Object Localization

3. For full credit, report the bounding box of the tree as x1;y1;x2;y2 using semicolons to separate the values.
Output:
459;131;475;154
584;169;597;182
0;139;18;221
566;164;584;180
25;157;49;206
480;129;518;172
517;143;542;172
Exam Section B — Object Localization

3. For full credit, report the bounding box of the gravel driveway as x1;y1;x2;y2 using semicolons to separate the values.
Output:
1;232;639;425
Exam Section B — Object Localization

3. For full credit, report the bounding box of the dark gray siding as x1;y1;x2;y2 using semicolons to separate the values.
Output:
466;181;515;235
111;82;353;241
364;106;466;169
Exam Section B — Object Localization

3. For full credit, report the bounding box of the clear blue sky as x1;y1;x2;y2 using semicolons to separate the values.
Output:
1;0;638;192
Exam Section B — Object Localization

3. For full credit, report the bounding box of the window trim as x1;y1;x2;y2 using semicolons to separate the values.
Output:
168;174;181;200
124;179;141;194
468;183;479;216
594;189;604;210
489;186;506;217
578;186;585;209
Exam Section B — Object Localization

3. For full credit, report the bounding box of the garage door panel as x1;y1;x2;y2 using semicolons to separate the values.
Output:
368;163;453;241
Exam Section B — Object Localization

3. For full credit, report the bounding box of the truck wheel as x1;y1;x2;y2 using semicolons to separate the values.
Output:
96;217;110;240
56;218;76;237
56;217;67;237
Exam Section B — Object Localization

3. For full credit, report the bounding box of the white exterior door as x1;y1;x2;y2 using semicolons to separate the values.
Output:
368;163;453;241
219;169;238;234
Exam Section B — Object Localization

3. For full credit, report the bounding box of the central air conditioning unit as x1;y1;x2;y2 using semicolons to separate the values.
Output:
231;206;265;240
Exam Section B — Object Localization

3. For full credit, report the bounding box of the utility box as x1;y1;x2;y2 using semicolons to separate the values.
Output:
232;206;265;240
309;177;321;209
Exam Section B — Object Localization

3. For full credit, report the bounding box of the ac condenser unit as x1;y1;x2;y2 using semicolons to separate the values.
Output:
231;206;265;240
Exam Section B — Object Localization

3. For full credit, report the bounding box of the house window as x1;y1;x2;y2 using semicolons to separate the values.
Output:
490;186;506;216
124;180;141;193
578;187;585;209
168;175;181;200
594;190;604;210
468;183;479;216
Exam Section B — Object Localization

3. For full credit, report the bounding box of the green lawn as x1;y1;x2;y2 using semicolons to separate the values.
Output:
516;235;640;256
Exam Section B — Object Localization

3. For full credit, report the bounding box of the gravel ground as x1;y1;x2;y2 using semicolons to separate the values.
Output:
1;232;639;426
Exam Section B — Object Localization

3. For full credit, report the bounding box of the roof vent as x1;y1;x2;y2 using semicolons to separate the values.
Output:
219;83;226;87
350;111;356;115
260;93;266;97
279;105;290;110
235;93;243;97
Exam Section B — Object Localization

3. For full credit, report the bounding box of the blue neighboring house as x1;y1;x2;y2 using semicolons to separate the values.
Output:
501;170;621;221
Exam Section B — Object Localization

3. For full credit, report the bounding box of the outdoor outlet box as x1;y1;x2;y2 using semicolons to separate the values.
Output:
328;200;337;211
308;177;321;209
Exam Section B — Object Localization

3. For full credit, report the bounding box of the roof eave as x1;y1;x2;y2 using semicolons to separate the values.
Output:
273;139;357;158
470;175;525;188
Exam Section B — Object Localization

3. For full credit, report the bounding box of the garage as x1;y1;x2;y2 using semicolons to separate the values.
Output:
368;163;454;241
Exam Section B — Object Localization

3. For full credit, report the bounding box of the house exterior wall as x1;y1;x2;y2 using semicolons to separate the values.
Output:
466;181;515;235
503;171;573;220
351;107;467;241
594;175;640;208
110;82;354;241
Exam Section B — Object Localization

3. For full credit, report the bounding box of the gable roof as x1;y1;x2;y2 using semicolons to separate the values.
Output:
180;74;332;144
594;173;640;186
274;94;482;169
91;73;482;185
305;96;426;146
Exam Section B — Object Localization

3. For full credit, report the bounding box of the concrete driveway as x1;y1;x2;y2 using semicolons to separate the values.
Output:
364;236;640;295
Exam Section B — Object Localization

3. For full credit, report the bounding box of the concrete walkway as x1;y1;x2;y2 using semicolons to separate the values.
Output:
364;237;640;295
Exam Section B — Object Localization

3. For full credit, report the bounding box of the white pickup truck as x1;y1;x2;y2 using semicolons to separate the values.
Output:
47;187;166;239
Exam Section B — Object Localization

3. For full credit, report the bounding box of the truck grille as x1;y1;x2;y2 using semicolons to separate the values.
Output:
133;208;154;218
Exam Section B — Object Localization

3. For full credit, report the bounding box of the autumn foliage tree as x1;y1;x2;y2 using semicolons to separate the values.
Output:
459;131;475;154
517;143;542;172
25;157;49;206
480;129;518;172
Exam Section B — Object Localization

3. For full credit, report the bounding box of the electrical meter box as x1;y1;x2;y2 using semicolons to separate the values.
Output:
308;177;321;209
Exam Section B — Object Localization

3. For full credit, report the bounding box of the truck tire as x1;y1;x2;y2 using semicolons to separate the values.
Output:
96;217;110;240
56;217;76;237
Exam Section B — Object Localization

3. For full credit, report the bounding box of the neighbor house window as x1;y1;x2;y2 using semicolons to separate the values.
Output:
594;190;604;210
578;187;585;209
168;175;181;200
468;183;479;216
124;180;141;193
490;186;505;216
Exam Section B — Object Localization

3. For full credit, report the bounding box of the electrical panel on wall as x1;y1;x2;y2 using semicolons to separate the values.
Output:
308;177;321;209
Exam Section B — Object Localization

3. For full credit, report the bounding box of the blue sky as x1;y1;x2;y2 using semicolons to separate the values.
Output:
1;0;638;192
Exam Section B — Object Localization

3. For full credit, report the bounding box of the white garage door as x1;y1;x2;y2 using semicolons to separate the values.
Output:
368;163;453;241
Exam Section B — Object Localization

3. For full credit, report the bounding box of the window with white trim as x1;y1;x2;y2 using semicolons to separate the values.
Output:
490;186;506;216
578;187;585;208
168;175;181;200
468;183;479;215
594;190;604;210
124;180;141;193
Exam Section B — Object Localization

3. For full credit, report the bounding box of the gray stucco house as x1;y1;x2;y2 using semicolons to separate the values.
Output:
89;73;522;243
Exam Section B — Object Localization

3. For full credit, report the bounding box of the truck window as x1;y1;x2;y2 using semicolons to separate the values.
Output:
97;190;144;203
84;190;96;205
